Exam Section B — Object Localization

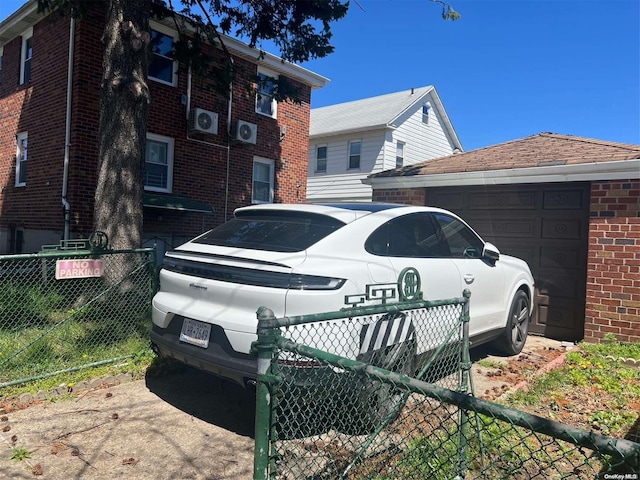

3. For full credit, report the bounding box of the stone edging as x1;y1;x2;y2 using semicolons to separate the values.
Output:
497;345;578;400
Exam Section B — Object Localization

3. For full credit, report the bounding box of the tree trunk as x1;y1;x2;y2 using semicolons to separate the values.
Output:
94;0;151;251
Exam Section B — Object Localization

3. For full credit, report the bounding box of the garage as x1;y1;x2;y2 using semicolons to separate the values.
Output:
425;183;590;340
367;133;640;344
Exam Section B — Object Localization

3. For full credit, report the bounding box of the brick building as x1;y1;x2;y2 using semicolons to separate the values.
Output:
367;133;640;343
0;1;327;255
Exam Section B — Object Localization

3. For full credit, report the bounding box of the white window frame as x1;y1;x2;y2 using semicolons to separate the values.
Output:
396;141;405;168
348;140;361;170
255;67;278;119
422;102;431;124
20;27;33;85
15;132;28;187
252;157;275;204
148;23;177;86
144;133;174;193
315;145;327;173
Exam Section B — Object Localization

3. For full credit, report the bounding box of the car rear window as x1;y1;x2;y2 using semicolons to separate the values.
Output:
192;211;346;252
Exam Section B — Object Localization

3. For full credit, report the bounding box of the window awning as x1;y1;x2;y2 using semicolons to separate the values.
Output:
143;193;214;214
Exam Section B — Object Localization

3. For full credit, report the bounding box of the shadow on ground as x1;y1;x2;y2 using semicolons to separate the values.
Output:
145;366;256;438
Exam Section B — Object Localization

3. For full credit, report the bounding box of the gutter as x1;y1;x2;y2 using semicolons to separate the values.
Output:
61;17;75;241
363;159;640;189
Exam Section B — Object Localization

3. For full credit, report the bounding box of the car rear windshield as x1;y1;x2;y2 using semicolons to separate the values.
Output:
192;211;346;252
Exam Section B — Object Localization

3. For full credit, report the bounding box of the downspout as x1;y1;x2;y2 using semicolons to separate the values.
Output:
224;58;234;221
61;17;75;242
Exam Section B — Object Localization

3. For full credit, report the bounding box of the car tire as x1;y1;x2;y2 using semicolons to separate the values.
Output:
494;290;530;356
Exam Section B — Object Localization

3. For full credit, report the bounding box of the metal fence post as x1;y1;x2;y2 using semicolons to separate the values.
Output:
253;306;278;480
456;289;472;480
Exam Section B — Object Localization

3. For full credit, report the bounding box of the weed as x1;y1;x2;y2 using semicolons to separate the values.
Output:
476;358;505;369
9;447;31;462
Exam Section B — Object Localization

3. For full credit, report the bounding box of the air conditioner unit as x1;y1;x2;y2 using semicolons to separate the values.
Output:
189;108;218;134
234;120;258;144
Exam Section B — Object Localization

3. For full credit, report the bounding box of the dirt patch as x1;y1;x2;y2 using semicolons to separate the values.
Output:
471;336;572;401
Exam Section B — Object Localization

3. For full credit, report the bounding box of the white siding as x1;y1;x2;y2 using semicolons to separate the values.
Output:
385;98;455;171
307;131;385;202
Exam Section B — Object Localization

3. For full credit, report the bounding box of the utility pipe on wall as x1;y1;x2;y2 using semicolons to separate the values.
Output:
61;17;75;242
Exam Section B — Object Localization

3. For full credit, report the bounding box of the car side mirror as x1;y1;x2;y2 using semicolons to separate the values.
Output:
483;243;500;263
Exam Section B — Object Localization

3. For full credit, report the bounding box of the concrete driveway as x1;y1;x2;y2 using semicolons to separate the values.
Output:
0;369;257;479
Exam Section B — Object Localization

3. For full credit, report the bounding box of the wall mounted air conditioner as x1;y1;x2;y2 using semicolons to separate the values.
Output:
189;108;218;134
234;120;258;144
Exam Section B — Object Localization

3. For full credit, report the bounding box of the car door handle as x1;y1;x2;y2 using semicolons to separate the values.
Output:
464;274;475;284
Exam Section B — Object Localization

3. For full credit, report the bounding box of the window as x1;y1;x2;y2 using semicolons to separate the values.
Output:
348;141;361;169
316;145;327;173
396;141;405;168
366;213;448;258
422;102;431;124
0;46;4;83
20;27;33;85
144;133;174;192
15;132;28;187
252;157;275;203
256;68;277;118
431;213;484;258
193;211;345;253
149;27;176;85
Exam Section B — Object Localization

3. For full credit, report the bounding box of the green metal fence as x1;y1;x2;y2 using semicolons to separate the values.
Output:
0;238;157;391
253;291;640;479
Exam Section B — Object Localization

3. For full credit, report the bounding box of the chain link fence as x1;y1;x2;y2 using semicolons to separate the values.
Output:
0;243;157;391
253;292;640;479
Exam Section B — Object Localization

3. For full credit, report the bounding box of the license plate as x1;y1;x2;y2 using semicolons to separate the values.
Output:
179;318;211;349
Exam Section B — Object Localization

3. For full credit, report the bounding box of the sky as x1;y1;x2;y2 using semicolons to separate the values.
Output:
1;0;638;152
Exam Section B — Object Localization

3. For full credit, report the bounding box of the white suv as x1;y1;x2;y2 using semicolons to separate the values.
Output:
151;203;535;388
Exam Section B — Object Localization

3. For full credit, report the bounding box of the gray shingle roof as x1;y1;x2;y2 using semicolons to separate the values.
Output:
310;86;434;137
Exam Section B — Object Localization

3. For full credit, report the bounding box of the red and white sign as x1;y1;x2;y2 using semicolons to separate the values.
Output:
55;259;104;280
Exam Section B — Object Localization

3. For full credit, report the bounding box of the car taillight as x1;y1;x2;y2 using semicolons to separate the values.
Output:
162;257;345;290
289;274;345;290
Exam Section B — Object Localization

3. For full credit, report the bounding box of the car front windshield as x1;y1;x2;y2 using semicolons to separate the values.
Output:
193;211;346;252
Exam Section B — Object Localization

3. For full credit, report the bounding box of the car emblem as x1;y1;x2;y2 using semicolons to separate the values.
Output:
189;283;208;290
398;267;422;301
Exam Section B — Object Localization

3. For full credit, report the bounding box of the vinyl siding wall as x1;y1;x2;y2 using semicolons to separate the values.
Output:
386;101;456;170
307;131;385;202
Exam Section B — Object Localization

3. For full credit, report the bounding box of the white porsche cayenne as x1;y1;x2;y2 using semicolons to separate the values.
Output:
151;202;535;388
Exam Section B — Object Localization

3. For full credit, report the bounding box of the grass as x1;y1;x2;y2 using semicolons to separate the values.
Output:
475;358;506;369
9;447;32;462
346;338;640;479
0;270;157;402
507;339;640;439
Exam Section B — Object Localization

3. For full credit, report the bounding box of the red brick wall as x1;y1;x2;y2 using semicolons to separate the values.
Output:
372;187;426;206
0;7;313;247
584;179;640;343
0;13;70;234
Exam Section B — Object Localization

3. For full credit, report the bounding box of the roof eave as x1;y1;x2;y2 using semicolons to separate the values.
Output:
0;0;39;47
220;36;329;89
364;159;640;188
429;89;463;152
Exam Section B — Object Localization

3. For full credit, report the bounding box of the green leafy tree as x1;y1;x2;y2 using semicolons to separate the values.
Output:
37;0;457;250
